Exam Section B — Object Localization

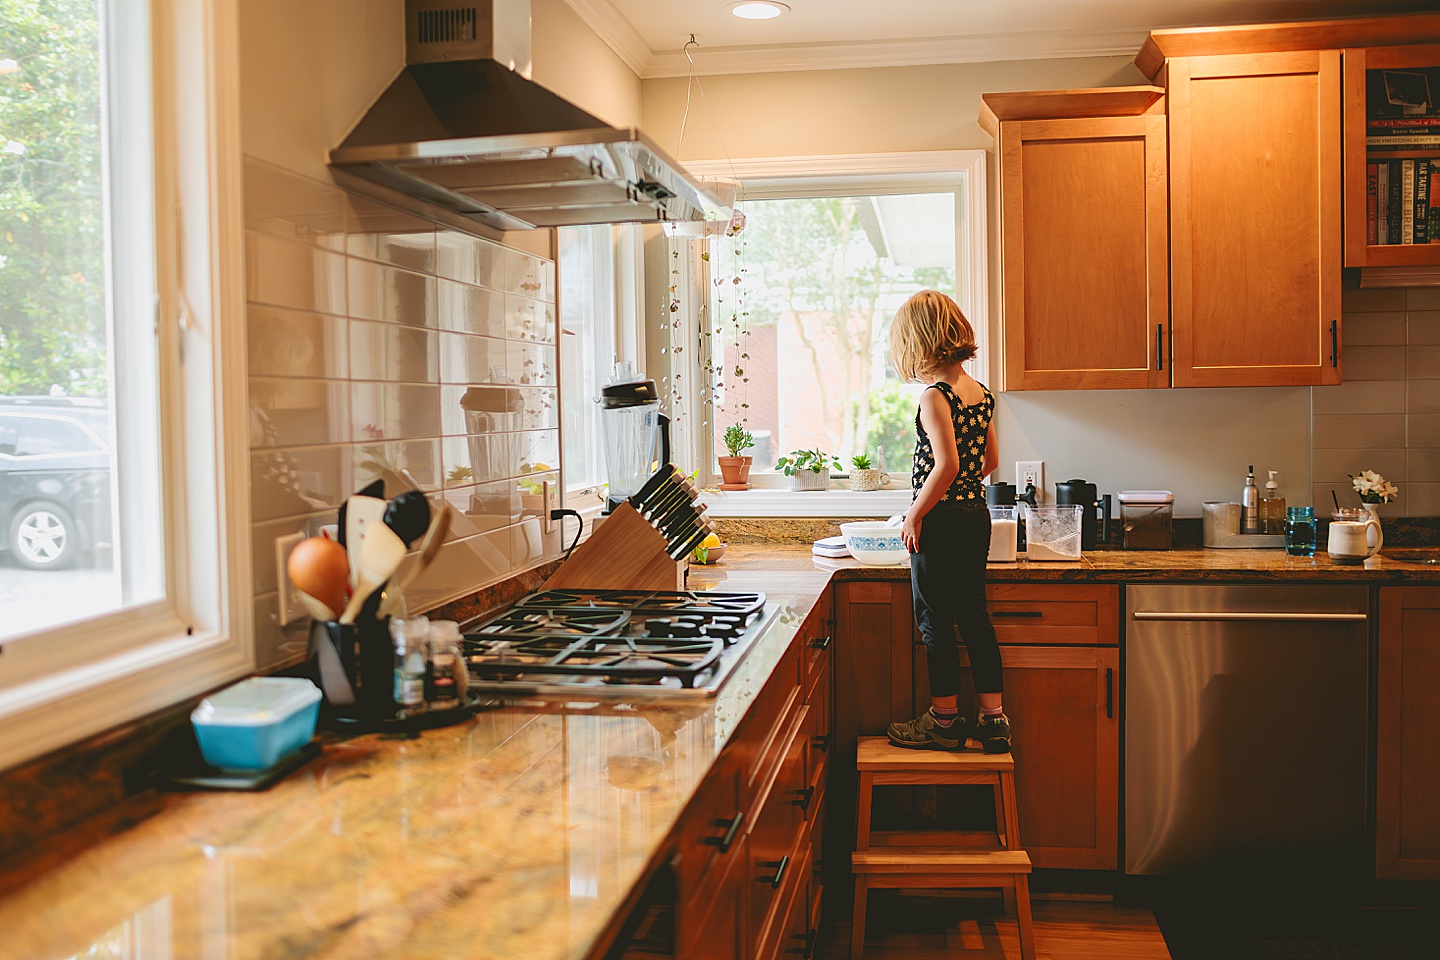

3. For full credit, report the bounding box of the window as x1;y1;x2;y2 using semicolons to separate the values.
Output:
679;154;988;499
559;224;643;499
0;0;251;769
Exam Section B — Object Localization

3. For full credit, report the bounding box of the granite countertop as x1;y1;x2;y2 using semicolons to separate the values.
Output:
689;543;1440;589
3;542;1435;960
0;595;816;960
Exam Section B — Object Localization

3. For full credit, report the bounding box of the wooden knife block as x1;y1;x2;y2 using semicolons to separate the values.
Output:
543;502;684;591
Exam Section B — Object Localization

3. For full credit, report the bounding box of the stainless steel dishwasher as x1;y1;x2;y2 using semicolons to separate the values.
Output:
1125;584;1369;875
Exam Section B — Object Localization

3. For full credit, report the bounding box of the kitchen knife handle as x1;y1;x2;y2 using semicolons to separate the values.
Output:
1105;668;1114;719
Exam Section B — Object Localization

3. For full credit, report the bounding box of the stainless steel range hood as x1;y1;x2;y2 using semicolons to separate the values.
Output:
329;0;728;231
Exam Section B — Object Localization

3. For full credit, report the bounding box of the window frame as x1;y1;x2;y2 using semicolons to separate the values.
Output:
0;0;252;770
676;152;989;512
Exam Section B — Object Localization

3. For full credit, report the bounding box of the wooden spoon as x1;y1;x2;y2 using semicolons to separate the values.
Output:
378;503;453;619
339;522;407;624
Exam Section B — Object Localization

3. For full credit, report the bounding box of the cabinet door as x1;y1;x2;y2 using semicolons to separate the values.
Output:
1168;51;1342;387
918;643;1120;870
1377;587;1440;880
1000;114;1169;390
680;837;748;960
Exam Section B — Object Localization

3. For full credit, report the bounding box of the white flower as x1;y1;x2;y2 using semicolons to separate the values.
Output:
0;59;18;76
0;254;7;269
1350;470;1398;503
3;140;24;156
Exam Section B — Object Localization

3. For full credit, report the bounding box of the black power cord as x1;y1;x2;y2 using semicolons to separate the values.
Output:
550;508;584;560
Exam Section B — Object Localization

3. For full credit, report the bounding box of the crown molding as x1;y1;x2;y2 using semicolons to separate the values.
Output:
559;0;654;76
643;27;1148;78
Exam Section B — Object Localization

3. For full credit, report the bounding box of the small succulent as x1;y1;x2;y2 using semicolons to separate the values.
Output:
722;423;755;457
851;454;874;470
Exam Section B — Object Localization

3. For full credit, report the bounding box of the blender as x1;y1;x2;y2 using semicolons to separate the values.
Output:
600;362;671;514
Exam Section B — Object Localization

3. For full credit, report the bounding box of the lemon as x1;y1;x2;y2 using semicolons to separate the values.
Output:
700;532;722;549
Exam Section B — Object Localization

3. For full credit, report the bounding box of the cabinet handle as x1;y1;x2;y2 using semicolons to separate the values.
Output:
1106;668;1114;720
761;855;790;888
992;610;1043;619
792;785;815;812
1330;319;1339;368
1156;323;1164;371
812;734;830;753
809;635;832;650
788;928;819;958
705;811;745;853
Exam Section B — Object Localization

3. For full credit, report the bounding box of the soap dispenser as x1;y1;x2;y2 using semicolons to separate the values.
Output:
1241;465;1260;534
1260;470;1285;535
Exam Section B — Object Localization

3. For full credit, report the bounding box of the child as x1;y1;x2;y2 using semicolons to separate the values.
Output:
885;290;1009;753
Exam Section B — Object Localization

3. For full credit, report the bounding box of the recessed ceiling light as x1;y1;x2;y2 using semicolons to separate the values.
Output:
727;1;790;20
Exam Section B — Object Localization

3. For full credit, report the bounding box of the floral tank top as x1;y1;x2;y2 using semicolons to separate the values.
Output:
912;380;994;504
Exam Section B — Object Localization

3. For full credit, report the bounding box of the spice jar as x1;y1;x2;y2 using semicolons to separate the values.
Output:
425;625;462;711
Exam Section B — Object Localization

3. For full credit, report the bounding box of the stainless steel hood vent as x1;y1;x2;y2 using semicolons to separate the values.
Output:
329;0;728;232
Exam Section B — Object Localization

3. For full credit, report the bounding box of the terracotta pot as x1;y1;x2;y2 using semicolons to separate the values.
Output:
718;456;753;490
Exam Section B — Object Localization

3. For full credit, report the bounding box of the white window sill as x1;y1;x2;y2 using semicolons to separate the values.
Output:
699;488;911;518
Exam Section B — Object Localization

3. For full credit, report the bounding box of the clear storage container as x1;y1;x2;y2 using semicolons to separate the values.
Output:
1118;490;1175;550
191;677;321;771
1023;504;1083;561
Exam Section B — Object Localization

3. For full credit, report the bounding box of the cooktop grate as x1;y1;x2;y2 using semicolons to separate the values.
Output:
512;588;766;617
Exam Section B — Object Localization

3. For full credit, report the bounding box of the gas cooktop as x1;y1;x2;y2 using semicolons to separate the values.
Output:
463;589;770;697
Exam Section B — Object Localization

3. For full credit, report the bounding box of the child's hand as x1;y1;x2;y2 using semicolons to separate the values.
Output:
902;511;922;553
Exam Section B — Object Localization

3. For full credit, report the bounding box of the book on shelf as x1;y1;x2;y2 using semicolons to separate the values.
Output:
1419;158;1431;244
1402;160;1416;244
1379;161;1391;243
1432;162;1440;244
1367;163;1379;245
1367;135;1440;147
1389;159;1403;245
1369;117;1440;127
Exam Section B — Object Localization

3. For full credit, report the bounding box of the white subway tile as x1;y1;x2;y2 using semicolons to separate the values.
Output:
243;158;345;249
1313;413;1406;449
1342;312;1407;346
1407;346;1440;380
1342;346;1406;381
1312;379;1405;415
249;378;351;448
250;446;352;522
1342;287;1406;311
347;258;435;326
343;195;436;272
248;305;348;379
439;332;508;385
1408;310;1440;345
349;319;438;383
436;279;507;337
1312;447;1407;484
246;233;346;315
1409;447;1440;483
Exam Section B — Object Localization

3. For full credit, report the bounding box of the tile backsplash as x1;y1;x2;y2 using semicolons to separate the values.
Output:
1314;286;1440;517
244;157;562;669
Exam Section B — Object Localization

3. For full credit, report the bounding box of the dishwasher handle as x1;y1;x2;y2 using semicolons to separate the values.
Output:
1132;611;1367;622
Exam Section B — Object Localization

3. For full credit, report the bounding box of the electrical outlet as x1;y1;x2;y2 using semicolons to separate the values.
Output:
1015;460;1044;495
275;531;306;627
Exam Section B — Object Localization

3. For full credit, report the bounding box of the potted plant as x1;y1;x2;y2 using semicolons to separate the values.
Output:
848;453;887;492
776;448;840;491
719;424;755;490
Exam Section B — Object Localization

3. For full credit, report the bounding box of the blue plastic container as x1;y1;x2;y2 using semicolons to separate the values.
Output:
191;677;321;771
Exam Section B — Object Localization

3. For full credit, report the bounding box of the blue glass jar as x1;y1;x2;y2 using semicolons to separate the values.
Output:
1285;506;1316;556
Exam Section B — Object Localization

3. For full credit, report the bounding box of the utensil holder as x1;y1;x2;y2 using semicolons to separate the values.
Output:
307;595;394;725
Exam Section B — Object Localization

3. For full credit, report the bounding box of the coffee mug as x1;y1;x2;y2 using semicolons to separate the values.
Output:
1327;509;1383;564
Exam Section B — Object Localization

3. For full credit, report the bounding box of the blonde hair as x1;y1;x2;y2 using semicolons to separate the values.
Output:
887;290;977;383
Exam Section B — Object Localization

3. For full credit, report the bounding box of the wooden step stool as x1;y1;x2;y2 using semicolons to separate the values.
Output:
850;736;1035;960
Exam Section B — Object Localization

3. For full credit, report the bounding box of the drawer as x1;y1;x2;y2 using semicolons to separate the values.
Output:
747;706;809;952
740;641;804;795
757;838;812;960
801;611;833;688
675;748;746;927
802;655;831;796
985;583;1119;645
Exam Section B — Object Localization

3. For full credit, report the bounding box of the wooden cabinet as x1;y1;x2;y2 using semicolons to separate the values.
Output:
1376;586;1440;881
831;581;1120;875
982;88;1170;391
1343;43;1440;271
1167;51;1343;387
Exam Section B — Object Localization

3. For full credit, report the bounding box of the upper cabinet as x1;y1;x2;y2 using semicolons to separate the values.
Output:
984;11;1440;392
1167;51;1342;388
981;88;1168;391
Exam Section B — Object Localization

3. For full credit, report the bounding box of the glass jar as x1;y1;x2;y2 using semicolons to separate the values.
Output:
1284;506;1316;557
425;627;463;712
1117;491;1174;550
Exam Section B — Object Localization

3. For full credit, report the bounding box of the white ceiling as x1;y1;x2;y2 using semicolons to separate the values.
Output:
560;0;1440;78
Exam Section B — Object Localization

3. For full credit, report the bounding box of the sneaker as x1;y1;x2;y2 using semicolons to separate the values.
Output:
887;708;967;750
975;713;1012;754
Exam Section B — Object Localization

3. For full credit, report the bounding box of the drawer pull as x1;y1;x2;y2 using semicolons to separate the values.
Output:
809;635;832;650
761;855;789;888
812;734;830;753
704;811;745;853
992;610;1043;619
789;928;818;957
1331;319;1339;368
792;785;815;812
1106;667;1114;720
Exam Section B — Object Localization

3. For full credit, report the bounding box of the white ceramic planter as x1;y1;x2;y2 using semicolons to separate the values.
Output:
848;468;886;492
789;469;830;491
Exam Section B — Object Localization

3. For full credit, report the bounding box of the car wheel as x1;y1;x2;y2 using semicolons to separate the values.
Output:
9;502;79;570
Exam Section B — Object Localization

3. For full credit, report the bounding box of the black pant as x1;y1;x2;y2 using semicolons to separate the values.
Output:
910;502;1003;697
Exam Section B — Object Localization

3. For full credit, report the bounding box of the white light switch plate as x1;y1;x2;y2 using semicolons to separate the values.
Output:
275;531;306;626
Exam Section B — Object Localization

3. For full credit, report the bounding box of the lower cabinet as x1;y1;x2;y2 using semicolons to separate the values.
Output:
1376;586;1440;881
832;580;1120;873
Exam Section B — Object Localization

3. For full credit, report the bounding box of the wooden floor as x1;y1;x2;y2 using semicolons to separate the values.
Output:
817;895;1172;960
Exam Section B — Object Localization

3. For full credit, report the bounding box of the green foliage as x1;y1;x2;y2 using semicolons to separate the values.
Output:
721;423;754;457
0;0;108;396
865;380;919;476
775;448;840;477
850;453;873;470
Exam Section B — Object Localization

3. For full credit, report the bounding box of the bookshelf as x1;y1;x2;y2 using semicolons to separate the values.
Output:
1344;44;1440;268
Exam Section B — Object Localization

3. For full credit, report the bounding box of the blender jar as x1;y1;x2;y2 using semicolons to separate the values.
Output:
600;362;670;511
